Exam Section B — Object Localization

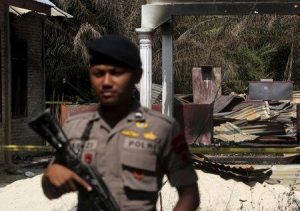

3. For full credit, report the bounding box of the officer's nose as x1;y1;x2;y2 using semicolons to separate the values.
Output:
103;73;113;87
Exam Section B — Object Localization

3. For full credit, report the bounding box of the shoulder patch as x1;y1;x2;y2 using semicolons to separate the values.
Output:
172;132;189;162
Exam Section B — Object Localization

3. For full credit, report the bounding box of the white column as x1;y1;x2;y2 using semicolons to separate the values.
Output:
162;22;173;117
136;28;153;108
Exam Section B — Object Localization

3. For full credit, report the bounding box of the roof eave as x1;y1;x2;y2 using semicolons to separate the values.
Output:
2;0;51;15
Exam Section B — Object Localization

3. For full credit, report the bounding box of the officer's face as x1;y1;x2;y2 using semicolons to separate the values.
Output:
89;64;137;106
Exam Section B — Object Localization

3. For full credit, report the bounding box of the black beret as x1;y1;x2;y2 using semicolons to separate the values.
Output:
87;35;142;70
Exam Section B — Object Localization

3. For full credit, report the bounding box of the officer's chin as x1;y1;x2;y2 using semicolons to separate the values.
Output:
99;99;120;107
99;95;132;107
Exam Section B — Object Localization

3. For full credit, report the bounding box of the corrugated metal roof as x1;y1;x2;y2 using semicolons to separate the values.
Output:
34;0;55;7
231;100;266;112
216;102;280;121
8;0;72;17
224;105;262;121
213;101;296;143
214;122;258;142
292;91;300;104
136;83;162;104
9;6;31;16
50;6;73;18
240;122;285;135
214;95;237;113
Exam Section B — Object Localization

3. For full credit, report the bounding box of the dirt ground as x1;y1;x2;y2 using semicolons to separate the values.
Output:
0;156;49;188
1;167;300;211
1;156;300;211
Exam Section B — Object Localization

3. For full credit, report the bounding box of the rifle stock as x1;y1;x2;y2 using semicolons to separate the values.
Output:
29;109;121;211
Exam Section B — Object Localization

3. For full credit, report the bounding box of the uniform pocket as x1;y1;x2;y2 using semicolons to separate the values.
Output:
121;150;158;192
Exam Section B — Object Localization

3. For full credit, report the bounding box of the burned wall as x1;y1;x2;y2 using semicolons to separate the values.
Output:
0;2;6;163
9;13;45;146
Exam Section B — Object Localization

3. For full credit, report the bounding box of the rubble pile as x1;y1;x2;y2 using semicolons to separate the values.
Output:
213;99;297;144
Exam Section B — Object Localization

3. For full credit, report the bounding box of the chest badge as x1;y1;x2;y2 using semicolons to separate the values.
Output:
143;132;157;141
133;171;145;181
83;153;93;164
136;122;149;129
121;130;139;138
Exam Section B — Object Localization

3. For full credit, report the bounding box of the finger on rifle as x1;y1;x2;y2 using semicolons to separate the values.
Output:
72;173;92;192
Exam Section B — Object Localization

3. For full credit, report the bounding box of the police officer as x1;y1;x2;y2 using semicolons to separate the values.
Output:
42;35;199;210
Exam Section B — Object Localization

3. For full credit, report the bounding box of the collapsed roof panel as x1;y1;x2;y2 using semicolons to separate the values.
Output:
34;0;55;7
248;81;293;101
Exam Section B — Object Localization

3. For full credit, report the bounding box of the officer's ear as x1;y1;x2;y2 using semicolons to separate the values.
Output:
133;68;142;84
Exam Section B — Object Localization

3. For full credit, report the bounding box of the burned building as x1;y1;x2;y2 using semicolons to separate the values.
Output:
0;0;71;163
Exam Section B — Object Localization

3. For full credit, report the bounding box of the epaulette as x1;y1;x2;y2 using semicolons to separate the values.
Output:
143;107;174;125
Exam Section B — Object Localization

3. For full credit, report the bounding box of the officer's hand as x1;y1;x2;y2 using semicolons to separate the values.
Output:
44;163;92;194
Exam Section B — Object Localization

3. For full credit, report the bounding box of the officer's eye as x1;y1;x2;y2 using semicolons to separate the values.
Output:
111;68;125;76
91;71;105;77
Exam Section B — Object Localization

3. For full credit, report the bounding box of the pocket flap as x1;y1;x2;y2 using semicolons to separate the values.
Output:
123;170;157;192
121;150;156;172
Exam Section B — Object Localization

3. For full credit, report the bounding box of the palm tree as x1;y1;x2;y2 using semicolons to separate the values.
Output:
45;1;300;100
167;15;300;94
45;0;143;102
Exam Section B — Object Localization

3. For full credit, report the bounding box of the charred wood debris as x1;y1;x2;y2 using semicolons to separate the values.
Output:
171;72;298;184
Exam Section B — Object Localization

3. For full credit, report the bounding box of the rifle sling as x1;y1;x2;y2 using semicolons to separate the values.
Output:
80;120;95;141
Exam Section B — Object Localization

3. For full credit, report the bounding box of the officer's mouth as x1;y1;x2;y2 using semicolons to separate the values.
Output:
100;91;116;98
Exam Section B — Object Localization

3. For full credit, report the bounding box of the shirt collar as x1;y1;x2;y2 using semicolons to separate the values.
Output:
93;100;146;123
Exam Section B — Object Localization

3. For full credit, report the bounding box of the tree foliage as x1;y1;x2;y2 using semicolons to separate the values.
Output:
168;15;300;94
45;0;143;101
45;1;300;100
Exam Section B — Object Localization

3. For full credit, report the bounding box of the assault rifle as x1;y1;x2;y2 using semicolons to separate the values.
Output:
28;109;121;211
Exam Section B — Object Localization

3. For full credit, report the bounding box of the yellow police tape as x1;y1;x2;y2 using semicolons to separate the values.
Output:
190;146;300;154
0;145;54;152
1;145;300;154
